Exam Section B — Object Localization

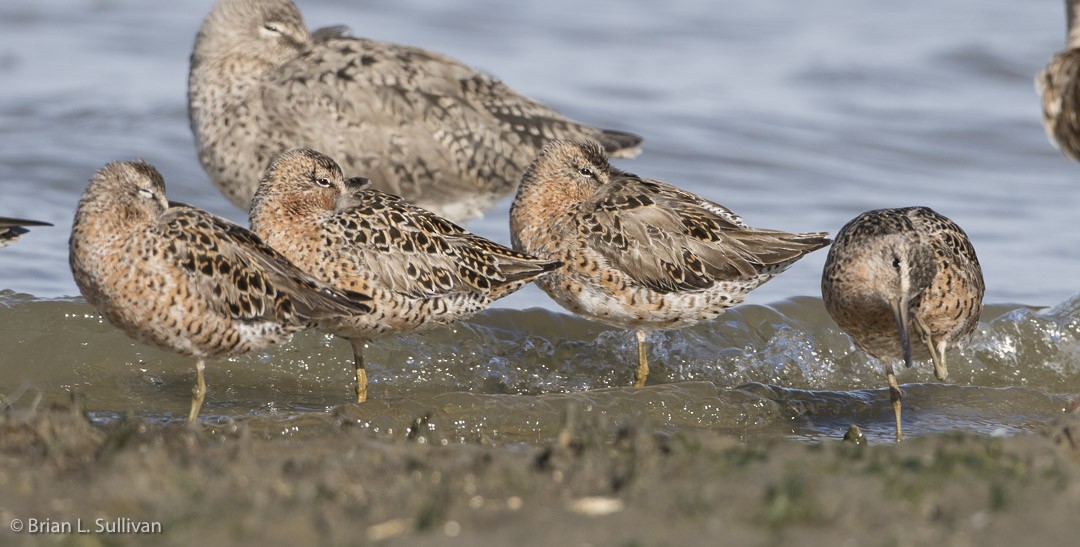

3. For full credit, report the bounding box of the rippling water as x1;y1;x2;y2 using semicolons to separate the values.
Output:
1;291;1074;443
0;0;1076;442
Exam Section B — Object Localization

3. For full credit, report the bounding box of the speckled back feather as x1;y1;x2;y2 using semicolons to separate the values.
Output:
582;174;831;293
511;140;830;331
70;160;371;359
156;205;370;322
189;0;642;220
250;148;561;337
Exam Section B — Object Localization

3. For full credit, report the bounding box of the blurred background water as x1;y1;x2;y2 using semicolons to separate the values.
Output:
0;0;1077;443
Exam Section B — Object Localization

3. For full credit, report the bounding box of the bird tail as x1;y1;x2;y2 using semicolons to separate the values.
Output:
597;129;644;159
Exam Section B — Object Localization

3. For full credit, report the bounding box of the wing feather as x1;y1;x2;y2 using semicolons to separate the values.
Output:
327;190;557;298
156;206;370;324
582;175;830;293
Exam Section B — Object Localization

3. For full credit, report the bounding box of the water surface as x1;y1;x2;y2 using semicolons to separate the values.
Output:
0;0;1076;443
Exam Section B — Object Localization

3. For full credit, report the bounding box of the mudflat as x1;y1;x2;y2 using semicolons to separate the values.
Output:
1;400;1079;546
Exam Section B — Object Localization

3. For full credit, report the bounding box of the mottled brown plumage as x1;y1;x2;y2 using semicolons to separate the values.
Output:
510;140;831;387
189;0;642;221
821;206;984;442
0;217;52;248
1037;1;1080;160
249;148;561;402
69;160;371;422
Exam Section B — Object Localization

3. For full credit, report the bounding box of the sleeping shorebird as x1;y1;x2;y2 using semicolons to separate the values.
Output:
249;148;561;403
69;160;371;421
509;140;831;388
189;0;642;221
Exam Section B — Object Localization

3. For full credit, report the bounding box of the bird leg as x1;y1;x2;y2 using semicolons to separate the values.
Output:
886;295;914;442
885;360;903;443
350;338;368;403
913;315;948;381
634;330;649;388
187;358;206;423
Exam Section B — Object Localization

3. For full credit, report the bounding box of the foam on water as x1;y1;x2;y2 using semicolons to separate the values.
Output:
1;291;1074;443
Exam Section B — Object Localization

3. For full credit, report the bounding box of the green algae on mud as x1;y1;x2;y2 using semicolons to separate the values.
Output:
2;401;1080;546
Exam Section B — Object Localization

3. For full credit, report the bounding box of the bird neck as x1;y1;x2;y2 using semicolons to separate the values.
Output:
249;190;332;252
509;177;584;256
69;193;150;284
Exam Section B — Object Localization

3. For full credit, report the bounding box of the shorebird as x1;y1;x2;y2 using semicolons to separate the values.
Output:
69;160;371;422
821;206;984;442
249;148;561;403
0;217;52;248
509;140;831;388
189;0;643;222
1037;0;1080;160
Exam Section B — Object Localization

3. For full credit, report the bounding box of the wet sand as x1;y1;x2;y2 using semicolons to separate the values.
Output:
2;399;1079;546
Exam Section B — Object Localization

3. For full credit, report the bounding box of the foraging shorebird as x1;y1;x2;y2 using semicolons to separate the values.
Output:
821;206;984;442
249;148;561;403
69;160;371;422
509;140;831;388
189;0;643;221
0;217;52;248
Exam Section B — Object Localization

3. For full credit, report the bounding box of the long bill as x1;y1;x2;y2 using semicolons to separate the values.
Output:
889;295;914;370
887;294;912;442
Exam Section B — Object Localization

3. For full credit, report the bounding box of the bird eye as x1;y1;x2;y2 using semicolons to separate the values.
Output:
259;23;285;38
891;257;901;269
315;177;332;188
578;166;594;177
137;188;154;200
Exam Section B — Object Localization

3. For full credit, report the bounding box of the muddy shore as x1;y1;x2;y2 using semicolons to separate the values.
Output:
1;398;1079;546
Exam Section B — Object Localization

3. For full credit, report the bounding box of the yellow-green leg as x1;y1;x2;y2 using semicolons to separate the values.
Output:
885;361;903;443
914;316;947;381
187;358;206;423
634;330;649;388
350;338;368;403
929;340;947;382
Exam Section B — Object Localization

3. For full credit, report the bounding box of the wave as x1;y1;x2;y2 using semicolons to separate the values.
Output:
1;290;1075;441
